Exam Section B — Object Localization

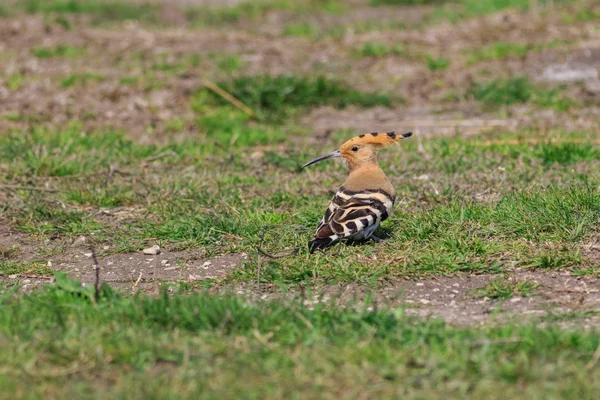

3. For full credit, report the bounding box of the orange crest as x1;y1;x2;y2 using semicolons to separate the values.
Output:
340;131;412;152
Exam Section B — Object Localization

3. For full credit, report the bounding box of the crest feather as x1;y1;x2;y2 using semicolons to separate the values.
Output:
341;131;412;149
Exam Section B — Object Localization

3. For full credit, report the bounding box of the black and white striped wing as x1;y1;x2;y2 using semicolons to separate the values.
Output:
308;188;394;253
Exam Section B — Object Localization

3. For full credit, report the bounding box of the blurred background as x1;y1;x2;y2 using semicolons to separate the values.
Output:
1;0;599;144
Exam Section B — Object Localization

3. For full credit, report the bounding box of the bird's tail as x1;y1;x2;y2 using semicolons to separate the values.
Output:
308;235;339;254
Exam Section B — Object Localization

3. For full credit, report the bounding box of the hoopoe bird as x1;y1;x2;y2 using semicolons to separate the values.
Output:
303;131;412;253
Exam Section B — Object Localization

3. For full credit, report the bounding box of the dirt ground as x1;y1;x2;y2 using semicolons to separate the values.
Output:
2;221;600;326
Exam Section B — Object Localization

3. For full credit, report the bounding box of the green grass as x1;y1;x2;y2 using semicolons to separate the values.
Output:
60;72;104;88
23;0;159;24
3;125;599;280
428;0;576;23
283;22;320;36
0;245;20;260
425;55;451;71
204;75;394;120
31;44;86;59
470;77;573;110
0;124;157;178
5;74;26;90
370;0;449;4
0;261;52;276
354;42;405;58
209;53;245;75
185;0;345;27
0;274;599;398
471;277;540;299
466;40;570;65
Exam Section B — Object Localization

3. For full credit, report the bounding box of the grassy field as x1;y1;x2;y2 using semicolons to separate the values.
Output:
1;0;600;397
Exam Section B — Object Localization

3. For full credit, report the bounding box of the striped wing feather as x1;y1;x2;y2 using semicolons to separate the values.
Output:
309;188;394;253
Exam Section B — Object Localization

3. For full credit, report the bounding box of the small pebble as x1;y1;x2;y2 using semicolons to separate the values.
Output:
143;245;161;255
83;252;93;258
161;260;169;265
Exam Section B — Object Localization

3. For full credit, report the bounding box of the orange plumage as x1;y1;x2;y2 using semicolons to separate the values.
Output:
303;131;412;253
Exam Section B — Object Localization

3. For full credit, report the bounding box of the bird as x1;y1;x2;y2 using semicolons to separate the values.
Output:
303;131;412;253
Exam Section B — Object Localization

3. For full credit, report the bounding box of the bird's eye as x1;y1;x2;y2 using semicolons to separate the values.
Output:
351;146;359;152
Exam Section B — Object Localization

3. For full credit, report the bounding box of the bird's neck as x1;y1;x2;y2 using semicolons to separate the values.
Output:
343;162;394;195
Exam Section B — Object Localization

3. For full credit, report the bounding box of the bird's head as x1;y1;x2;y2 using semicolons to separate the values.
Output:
303;131;412;170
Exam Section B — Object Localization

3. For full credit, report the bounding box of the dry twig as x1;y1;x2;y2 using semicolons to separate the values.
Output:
203;80;255;117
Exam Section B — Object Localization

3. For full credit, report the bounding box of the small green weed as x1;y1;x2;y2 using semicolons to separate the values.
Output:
0;261;52;276
470;77;572;110
185;0;344;27
210;53;245;74
60;72;105;88
5;74;26;90
206;75;394;120
471;277;540;299
370;0;449;5
467;42;529;64
0;245;20;260
284;22;319;36
18;204;104;238
31;45;86;59
355;42;405;58
24;0;159;24
425;55;450;71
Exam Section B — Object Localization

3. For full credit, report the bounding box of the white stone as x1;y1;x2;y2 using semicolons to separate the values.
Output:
142;245;161;255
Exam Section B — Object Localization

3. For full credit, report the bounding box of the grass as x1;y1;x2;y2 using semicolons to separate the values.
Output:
31;44;86;59
425;55;451;71
283;22;320;37
471;277;540;299
428;0;577;23
23;0;160;24
370;0;449;5
0;261;52;276
465;40;569;65
0;245;20;260
355;42;405;58
0;274;599;398
470;77;573;110
60;72;105;88
1;2;599;397
203;75;394;120
184;0;345;27
5;74;26;91
2;124;600;282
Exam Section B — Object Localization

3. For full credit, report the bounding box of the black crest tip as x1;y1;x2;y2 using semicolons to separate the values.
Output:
401;132;413;138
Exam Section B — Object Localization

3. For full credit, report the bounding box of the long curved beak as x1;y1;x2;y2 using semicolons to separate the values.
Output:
302;150;341;168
